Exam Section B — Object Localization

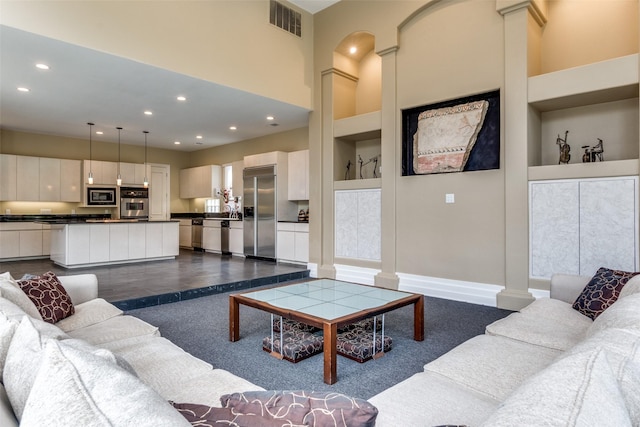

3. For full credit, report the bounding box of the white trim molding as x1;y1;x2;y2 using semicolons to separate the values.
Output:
334;264;381;286
307;262;318;278
397;273;503;307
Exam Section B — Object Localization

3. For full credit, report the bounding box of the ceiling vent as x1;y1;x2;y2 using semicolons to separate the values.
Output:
270;0;301;37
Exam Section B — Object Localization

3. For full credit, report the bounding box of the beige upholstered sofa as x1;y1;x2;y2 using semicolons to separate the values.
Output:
2;271;639;426
0;272;263;426
370;273;640;426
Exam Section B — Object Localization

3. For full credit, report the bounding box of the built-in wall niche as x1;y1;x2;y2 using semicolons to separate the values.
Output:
334;135;381;181
332;31;380;120
538;98;639;166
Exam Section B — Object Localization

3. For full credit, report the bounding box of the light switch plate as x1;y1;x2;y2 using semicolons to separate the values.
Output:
445;193;455;204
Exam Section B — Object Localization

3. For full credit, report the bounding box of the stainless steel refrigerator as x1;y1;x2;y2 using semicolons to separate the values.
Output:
243;165;277;259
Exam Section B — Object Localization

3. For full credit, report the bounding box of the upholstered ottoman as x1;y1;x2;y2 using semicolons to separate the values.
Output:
263;330;324;363
339;317;383;333
337;328;392;363
272;317;319;334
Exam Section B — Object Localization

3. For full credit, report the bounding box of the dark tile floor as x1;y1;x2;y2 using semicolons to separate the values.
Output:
0;250;309;309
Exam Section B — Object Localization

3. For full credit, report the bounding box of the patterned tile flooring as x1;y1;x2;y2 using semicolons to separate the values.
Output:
0;249;309;308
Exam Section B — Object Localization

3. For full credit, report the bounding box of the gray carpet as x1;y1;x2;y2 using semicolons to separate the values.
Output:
127;283;512;400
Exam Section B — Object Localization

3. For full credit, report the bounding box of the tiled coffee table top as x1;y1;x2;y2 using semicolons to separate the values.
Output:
241;279;415;320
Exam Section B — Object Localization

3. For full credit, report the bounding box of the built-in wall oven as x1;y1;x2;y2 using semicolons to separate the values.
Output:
120;187;149;220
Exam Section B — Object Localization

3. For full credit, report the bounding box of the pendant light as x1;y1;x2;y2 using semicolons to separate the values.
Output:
116;127;123;186
87;122;94;184
143;131;149;188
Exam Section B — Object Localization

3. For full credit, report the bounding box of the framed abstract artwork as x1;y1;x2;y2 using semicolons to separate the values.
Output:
402;89;500;176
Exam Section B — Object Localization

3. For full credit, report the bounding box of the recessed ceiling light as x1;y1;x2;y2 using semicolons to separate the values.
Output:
17;87;30;92
177;96;186;101
349;46;357;54
174;141;181;145
35;63;50;70
96;131;104;135
266;116;274;121
196;135;203;139
144;111;153;115
229;126;237;131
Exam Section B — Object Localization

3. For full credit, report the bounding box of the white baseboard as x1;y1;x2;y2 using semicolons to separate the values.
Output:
310;264;551;307
334;264;380;286
307;263;318;278
397;273;503;307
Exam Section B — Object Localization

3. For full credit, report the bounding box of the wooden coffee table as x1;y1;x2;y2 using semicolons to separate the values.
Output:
229;279;424;384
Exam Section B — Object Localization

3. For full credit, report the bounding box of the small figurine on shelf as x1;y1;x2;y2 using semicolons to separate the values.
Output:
345;160;352;180
581;138;604;163
556;130;570;164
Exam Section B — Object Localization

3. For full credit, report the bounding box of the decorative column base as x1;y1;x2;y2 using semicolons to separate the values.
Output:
317;264;337;280
496;288;535;311
374;272;399;290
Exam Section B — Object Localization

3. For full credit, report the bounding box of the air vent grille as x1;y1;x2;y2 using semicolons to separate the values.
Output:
270;0;301;37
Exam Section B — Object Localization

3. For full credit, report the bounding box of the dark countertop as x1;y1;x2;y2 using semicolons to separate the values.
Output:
0;214;110;223
171;212;242;220
278;220;309;224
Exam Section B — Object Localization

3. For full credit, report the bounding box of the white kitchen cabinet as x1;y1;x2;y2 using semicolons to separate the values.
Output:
0;154;17;201
60;159;81;202
67;225;91;265
0;222;49;259
89;224;110;263
0;230;19;258
178;219;192;248
530;177;638;279
146;222;164;258
17;156;39;201
119;162;147;185
288;150;309;200
128;223;147;259
232;160;244;200
42;226;51;256
203;220;221;253
229;221;244;256
84;160;118;185
179;165;221;199
109;223;129;261
39;157;61;201
277;222;308;263
162;222;179;256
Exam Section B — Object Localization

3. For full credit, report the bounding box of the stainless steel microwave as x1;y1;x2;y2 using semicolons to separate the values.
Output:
87;187;116;206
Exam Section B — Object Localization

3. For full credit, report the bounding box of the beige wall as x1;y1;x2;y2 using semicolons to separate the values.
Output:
310;0;639;304
0;0;313;110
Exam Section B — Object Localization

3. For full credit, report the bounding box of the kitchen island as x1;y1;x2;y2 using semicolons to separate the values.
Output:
49;220;179;268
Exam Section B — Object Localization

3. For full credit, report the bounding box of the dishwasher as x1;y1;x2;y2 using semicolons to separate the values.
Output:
191;218;204;251
221;220;231;255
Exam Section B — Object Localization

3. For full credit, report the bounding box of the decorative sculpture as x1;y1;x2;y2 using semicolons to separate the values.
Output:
345;160;352;180
556;130;570;164
357;154;381;179
581;138;604;163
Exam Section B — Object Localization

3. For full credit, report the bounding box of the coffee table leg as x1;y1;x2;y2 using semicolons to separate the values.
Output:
229;296;240;342
414;295;424;341
323;322;337;384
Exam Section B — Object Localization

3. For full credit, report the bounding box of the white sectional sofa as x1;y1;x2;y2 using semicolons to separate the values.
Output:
2;270;639;426
0;273;263;426
369;273;640;426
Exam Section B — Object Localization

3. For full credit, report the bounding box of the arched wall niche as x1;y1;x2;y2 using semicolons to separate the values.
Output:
332;31;381;120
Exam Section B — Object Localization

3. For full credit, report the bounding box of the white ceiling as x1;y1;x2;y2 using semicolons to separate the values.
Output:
289;0;340;14
0;25;313;152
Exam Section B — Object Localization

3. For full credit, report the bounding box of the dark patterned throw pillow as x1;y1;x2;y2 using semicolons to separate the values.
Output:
17;271;75;323
221;390;378;427
572;267;639;320
170;402;296;427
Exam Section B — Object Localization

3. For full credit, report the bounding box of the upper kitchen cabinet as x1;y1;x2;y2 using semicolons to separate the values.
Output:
0;154;17;201
288;150;309;200
17;156;39;201
119;162;148;186
83;160;118;185
0;155;81;202
179;165;221;199
232;160;244;199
